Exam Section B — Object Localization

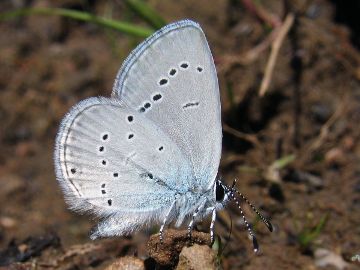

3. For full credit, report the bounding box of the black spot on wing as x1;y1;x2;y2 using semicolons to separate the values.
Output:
183;102;200;109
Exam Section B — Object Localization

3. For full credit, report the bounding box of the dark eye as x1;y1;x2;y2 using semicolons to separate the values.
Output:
216;181;225;202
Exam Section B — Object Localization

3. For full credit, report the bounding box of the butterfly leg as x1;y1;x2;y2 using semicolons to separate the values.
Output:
210;207;216;244
159;200;176;243
187;200;206;240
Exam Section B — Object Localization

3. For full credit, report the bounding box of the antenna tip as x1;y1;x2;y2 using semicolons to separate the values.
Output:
267;221;274;232
252;236;259;253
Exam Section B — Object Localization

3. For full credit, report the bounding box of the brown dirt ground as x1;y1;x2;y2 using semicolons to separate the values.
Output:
0;0;359;269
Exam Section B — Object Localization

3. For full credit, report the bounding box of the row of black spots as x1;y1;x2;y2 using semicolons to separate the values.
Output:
101;183;113;205
139;102;152;113
162;62;203;83
152;93;162;102
158;146;164;152
152;61;202;113
180;61;204;72
157;62;190;86
153;62;192;108
165;62;187;80
124;116;136;161
101;183;106;194
98;132;110;154
180;62;203;73
179;62;203;73
99;174;119;198
142;94;161;111
165;61;204;82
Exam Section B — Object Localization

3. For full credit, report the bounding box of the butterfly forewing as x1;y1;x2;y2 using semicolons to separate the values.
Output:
112;20;222;190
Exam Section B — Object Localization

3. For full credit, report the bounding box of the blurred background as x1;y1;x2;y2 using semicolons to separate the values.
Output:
0;0;359;269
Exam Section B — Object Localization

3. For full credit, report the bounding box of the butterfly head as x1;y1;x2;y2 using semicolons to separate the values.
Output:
214;178;231;207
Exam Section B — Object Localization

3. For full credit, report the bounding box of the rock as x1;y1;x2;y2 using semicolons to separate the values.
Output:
0;216;17;229
314;248;348;270
325;148;347;166
176;244;216;270
285;169;324;189
147;229;211;268
105;256;144;270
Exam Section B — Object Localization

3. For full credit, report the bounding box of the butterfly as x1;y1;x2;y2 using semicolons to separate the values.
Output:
54;19;272;252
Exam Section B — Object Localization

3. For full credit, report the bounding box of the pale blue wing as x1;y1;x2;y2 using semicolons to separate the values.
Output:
112;20;222;191
54;97;193;227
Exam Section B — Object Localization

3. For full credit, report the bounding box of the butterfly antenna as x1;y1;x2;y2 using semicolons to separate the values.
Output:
232;189;273;232
231;178;237;189
229;191;259;253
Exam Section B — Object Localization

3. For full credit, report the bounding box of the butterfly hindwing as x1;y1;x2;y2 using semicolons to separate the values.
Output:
54;97;193;218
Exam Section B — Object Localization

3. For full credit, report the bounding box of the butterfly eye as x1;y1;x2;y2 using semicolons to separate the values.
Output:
215;181;225;202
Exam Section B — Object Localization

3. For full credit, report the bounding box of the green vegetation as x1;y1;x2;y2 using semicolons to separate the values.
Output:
0;2;167;38
297;213;328;251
